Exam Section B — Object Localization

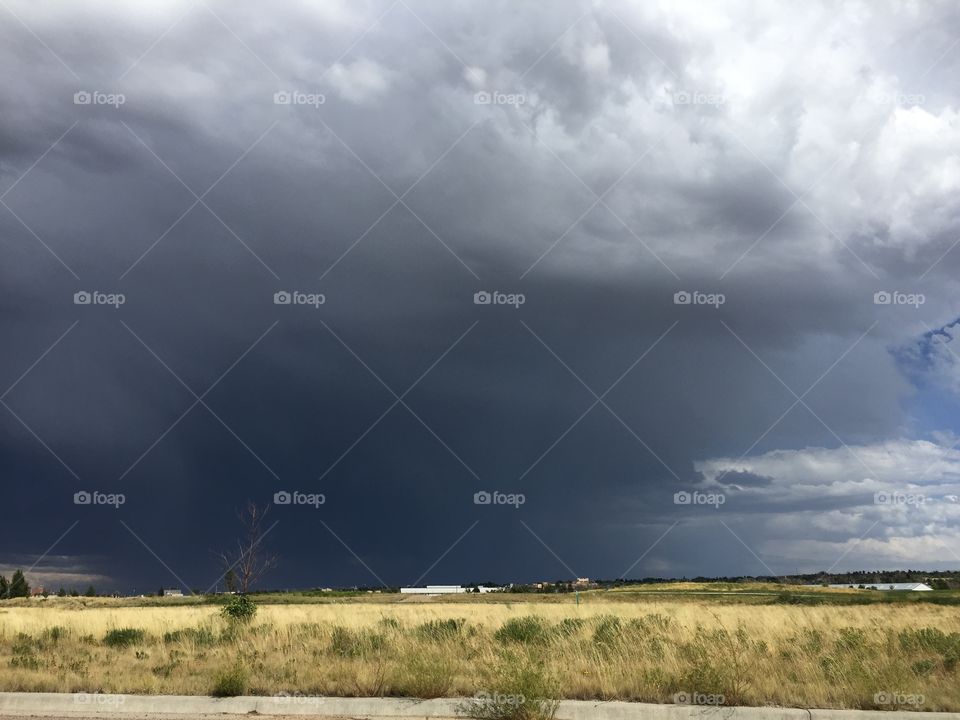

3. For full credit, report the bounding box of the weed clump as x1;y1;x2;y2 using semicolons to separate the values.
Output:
329;626;385;658
416;618;465;641
163;626;218;646
211;662;248;696
592;615;623;645
460;651;559;720
103;628;146;648
494;617;550;645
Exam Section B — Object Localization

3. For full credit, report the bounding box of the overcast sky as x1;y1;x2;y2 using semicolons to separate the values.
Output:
3;0;960;592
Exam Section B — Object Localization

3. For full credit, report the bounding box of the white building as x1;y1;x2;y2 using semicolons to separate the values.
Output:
399;585;506;594
161;588;184;597
400;585;466;595
824;582;933;591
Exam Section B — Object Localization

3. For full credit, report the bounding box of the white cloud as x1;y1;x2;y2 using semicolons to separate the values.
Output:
696;439;960;569
326;58;394;105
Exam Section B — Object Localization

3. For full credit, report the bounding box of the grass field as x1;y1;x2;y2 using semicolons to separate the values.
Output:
1;587;959;713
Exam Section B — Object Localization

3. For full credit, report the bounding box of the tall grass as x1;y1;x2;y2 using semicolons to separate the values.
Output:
0;600;958;709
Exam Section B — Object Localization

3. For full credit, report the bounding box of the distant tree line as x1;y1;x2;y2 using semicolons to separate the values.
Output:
0;570;99;599
0;570;30;598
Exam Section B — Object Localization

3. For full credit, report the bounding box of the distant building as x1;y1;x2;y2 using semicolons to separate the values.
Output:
31;587;45;597
573;577;591;587
399;584;505;595
161;588;184;597
400;585;466;594
820;582;934;591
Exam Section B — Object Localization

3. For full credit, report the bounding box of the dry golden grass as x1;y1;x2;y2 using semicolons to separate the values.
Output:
1;596;959;711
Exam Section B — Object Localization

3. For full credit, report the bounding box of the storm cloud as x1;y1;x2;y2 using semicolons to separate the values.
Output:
2;0;960;591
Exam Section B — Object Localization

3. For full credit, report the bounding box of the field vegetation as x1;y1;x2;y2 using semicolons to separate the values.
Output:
1;590;959;712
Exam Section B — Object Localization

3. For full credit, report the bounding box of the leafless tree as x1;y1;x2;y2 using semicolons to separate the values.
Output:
217;501;277;594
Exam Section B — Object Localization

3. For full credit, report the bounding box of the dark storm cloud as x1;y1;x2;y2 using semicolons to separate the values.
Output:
3;0;960;590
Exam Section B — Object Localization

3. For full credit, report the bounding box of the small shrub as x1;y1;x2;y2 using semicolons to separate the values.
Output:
944;646;960;672
799;629;824;654
152;659;180;678
212;663;248;696
592;615;622;645
163;627;218;646
330;626;362;657
10;633;45;670
10;655;42;670
632;613;673;633
44;626;67;642
553;618;584;637
912;658;937;677
392;650;456;698
460;651;559;720
416;618;465;641
104;628;146;648
329;626;385;657
220;595;257;622
835;627;867;651
494;617;549;645
295;622;324;638
64;659;88;675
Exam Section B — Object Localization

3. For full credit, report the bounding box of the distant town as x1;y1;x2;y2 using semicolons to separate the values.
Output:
3;569;960;599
